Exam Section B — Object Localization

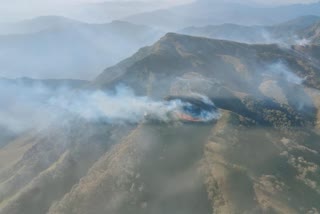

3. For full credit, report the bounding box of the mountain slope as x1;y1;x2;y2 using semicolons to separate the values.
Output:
1;33;320;214
95;33;320;91
0;17;163;79
302;21;320;44
49;34;320;214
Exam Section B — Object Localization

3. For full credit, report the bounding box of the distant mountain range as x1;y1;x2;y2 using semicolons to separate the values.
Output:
124;0;320;30
0;0;182;24
1;12;319;80
0;16;163;79
2;33;320;214
180;15;320;45
0;16;82;35
65;1;184;23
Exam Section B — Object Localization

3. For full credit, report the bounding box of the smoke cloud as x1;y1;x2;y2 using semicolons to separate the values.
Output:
0;80;62;134
50;85;220;124
0;82;220;138
295;38;311;46
264;62;304;85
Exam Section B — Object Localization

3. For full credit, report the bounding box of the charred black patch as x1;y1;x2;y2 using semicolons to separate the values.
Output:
164;95;219;123
165;96;217;112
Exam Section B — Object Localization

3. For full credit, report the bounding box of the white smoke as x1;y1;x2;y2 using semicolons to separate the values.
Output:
49;85;220;124
0;80;220;139
264;62;304;85
295;38;311;46
0;80;62;134
50;85;180;123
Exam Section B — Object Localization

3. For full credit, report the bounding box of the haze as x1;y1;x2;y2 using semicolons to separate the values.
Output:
0;0;318;22
0;0;193;23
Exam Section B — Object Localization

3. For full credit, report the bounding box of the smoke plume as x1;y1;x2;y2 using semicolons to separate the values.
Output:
50;85;220;124
264;62;304;85
0;82;220;138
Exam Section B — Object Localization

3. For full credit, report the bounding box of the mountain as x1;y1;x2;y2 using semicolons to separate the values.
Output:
65;1;184;23
181;15;320;45
269;15;320;44
0;16;83;35
181;24;268;44
0;0;182;24
124;0;320;30
95;33;320;92
0;16;163;79
1;33;320;214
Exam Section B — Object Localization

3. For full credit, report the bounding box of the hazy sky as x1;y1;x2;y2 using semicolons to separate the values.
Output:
0;0;318;9
0;0;192;22
0;0;318;23
0;0;189;9
231;0;318;4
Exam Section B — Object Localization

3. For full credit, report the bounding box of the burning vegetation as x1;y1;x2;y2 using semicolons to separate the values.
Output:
145;95;220;123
